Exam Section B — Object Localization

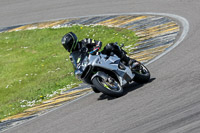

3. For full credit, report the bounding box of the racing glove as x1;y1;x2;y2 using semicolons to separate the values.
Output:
89;40;102;55
89;47;100;55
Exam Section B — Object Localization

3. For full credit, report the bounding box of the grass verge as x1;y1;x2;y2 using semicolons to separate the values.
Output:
0;25;138;120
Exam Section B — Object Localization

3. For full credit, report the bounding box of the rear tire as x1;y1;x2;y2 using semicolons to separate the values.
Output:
133;64;150;83
92;76;123;97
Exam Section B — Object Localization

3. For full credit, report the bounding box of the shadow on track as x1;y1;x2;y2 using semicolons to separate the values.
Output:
97;78;156;101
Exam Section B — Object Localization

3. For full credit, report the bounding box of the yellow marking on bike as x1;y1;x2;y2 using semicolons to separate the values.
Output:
77;58;81;63
104;84;109;89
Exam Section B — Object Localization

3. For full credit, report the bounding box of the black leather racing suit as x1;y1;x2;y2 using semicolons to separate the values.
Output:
74;38;135;66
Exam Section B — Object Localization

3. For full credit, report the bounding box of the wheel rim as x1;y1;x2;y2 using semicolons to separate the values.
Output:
97;77;122;93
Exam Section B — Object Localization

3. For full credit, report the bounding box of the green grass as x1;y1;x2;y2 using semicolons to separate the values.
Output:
0;25;138;120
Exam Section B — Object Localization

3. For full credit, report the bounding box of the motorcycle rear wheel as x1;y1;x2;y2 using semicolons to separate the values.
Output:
133;64;150;83
92;75;123;97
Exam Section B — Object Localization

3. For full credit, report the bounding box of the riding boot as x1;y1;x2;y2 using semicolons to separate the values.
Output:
120;53;139;69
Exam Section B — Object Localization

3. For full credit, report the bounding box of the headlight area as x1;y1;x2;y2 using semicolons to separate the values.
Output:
81;56;89;70
81;65;92;79
74;56;90;80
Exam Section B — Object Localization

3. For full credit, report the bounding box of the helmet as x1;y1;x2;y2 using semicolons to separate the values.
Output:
61;32;78;52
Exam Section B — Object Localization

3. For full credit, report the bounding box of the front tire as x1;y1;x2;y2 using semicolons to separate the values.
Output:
92;76;123;97
91;86;100;93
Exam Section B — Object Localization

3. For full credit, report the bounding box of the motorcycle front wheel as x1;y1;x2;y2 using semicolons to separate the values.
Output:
91;86;100;93
92;75;123;97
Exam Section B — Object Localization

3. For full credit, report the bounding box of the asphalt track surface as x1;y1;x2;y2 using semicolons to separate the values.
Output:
1;0;200;133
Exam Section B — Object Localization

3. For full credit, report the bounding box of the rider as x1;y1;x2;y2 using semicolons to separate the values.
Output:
61;32;139;68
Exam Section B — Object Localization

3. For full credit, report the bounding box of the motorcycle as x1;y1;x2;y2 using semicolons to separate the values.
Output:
69;43;150;97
